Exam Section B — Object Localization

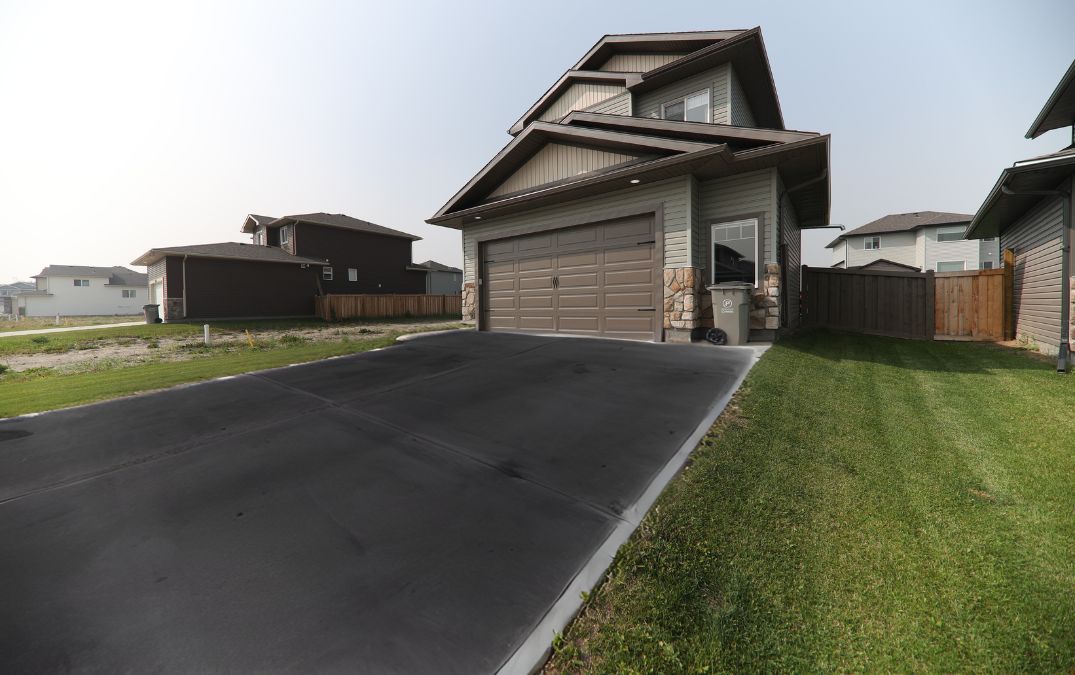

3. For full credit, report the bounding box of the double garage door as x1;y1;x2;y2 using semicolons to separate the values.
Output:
480;215;659;341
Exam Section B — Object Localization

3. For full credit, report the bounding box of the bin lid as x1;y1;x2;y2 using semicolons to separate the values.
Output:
706;282;754;290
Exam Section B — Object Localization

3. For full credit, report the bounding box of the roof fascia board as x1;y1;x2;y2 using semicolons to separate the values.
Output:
431;122;720;219
570;31;744;71
968;153;1075;237
132;250;327;267
1026;59;1075;139
429;146;731;225
508;70;643;136
561;111;817;144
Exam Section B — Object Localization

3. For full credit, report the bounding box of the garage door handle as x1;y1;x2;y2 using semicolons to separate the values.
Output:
637;308;656;312
553;276;559;288
637;239;655;245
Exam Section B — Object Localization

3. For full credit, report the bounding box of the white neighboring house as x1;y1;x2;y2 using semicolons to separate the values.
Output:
17;265;149;317
828;211;1000;272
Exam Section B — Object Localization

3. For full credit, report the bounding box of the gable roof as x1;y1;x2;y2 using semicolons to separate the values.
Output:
417;260;463;273
1026;59;1075;139
508;28;781;136
854;259;921;273
966;148;1075;239
275;213;421;241
826;211;973;247
131;242;328;267
34;265;147;286
240;214;277;233
431;122;722;221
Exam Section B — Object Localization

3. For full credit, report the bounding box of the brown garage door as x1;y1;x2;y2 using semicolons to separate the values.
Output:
480;215;659;341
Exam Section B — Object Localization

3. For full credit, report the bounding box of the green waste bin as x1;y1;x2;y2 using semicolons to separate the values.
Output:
705;283;752;345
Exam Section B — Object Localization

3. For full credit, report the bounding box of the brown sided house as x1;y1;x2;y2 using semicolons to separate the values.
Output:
133;213;427;321
428;28;830;342
967;59;1075;369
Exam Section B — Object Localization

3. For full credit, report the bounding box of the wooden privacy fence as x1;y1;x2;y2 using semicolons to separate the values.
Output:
802;267;935;339
802;256;1014;341
315;294;462;321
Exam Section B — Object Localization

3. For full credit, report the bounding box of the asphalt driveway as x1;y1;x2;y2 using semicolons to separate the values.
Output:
0;331;756;674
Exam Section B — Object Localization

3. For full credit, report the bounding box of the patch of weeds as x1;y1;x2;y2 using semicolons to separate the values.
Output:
146;340;160;349
357;328;376;335
30;335;49;345
7;367;54;383
74;340;101;351
0;363;8;377
279;334;307;346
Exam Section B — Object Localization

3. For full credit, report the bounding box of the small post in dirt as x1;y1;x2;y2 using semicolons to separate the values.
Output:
203;324;211;346
1003;248;1015;340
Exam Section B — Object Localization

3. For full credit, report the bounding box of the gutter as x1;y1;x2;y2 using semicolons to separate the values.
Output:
1001;179;1072;373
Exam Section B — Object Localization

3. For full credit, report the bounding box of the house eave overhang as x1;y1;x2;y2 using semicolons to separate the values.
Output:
429;135;830;228
429;122;723;222
570;30;746;71
273;216;422;241
967;154;1075;239
131;250;329;267
1026;59;1075;139
507;70;643;136
560;111;816;146
629;27;784;130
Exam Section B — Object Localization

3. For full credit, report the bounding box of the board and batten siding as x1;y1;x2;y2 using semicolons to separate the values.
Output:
923;226;979;271
489;144;642;198
695;168;779;269
729;67;756;127
598;53;687;73
1001;196;1064;353
844;232;917;268
461;176;691;283
583;91;631;116
780;188;802;327
538;82;626;122
635;64;732;125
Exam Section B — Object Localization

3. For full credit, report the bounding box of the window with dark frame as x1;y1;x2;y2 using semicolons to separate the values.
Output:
73;279;90;287
122;289;136;298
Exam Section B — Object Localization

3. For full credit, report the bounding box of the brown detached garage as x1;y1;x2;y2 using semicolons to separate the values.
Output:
428;28;831;342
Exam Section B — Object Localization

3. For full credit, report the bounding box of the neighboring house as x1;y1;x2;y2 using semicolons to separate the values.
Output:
17;266;147;317
0;281;34;297
428;28;831;342
967;59;1075;367
414;260;463;295
827;212;1000;272
133;213;427;321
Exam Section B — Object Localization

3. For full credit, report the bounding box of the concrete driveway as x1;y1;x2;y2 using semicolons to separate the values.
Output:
0;331;757;674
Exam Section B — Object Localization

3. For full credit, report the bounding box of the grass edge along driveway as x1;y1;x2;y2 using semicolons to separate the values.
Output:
548;330;1074;673
0;332;408;419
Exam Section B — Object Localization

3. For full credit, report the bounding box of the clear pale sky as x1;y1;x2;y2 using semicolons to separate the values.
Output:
1;0;1072;281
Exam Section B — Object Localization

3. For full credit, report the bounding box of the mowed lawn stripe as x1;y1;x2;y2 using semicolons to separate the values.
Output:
549;331;1074;673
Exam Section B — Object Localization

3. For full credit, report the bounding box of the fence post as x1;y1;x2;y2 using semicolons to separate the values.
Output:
1003;248;1015;340
925;270;936;340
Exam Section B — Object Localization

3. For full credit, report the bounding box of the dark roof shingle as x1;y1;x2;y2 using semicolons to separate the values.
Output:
281;213;421;241
34;265;147;286
130;243;328;267
827;211;973;248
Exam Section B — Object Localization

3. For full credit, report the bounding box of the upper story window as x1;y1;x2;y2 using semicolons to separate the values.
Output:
936;226;966;242
348;268;358;282
323;266;333;281
253;229;264;246
73;279;90;287
279;226;290;246
661;89;709;123
710;219;758;286
864;236;881;250
122;289;137;298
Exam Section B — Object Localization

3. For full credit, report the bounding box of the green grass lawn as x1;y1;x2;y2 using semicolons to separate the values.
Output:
0;314;143;331
549;330;1074;673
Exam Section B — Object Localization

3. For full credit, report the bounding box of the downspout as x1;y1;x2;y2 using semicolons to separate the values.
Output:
1001;180;1071;372
182;254;188;320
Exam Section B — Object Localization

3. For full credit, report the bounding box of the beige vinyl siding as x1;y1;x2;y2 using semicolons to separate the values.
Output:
923;226;978;271
845;231;917;268
598;53;687;72
635;64;731;124
780;187;802;328
696;169;778;269
583;91;631;116
1001;196;1064;353
488;144;643;198
538;82;626;122
461;176;691;282
729;67;756;127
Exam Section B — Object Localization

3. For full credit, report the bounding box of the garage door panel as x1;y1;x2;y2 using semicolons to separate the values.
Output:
605;247;654;265
602;217;653;242
485;240;516;257
481;215;657;341
604;268;652;286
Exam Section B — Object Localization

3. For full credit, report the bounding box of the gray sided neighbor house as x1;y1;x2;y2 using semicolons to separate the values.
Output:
968;59;1075;367
428;29;831;342
827;211;1000;272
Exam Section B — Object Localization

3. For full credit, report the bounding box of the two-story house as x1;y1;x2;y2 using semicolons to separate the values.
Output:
827;211;1000;272
132;213;427;321
967;59;1075;368
0;281;33;315
17;266;147;317
428;28;830;342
